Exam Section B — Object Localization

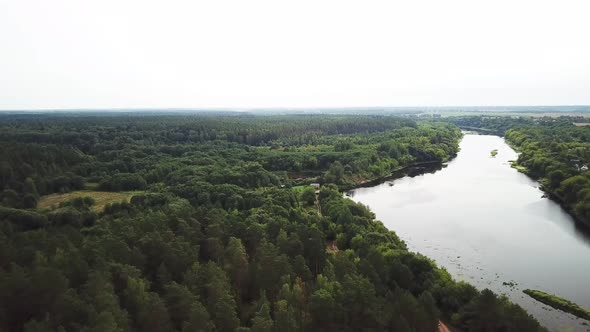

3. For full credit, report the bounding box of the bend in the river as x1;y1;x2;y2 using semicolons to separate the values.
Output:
348;133;590;332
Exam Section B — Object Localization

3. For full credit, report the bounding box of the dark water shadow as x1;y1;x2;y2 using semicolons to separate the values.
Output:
346;162;446;198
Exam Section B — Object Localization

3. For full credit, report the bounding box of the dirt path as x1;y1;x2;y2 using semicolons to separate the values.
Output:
315;191;321;216
438;320;452;332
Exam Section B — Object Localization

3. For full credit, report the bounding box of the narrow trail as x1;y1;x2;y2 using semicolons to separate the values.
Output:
315;190;321;216
438;320;452;332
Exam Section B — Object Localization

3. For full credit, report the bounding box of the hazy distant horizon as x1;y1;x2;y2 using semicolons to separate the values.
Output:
1;0;589;109
2;105;590;114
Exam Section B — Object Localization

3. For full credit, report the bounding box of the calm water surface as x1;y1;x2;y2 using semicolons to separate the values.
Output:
348;134;590;332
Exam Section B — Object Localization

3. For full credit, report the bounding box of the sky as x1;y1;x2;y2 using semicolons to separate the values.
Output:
1;0;589;110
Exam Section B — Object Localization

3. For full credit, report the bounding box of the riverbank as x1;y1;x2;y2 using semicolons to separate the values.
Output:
341;159;448;191
289;159;450;192
456;125;503;135
503;143;590;232
460;125;590;232
543;189;590;231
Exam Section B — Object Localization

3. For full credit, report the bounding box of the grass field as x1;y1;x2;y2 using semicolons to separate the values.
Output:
291;185;308;193
439;111;590;118
38;190;141;212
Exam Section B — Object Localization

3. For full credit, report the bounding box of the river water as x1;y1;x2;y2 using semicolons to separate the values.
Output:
347;133;590;332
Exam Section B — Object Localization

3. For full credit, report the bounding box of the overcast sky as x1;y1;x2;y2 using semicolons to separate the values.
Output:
1;0;589;109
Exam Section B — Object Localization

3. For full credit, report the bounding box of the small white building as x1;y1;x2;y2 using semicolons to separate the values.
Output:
310;183;320;190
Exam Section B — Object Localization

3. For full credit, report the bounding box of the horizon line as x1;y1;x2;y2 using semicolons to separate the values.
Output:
2;105;590;112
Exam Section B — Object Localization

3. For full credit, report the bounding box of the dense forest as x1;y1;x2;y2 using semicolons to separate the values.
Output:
0;114;545;331
450;115;590;230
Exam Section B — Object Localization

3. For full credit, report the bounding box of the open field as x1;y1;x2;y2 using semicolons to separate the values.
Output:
438;111;590;118
290;185;309;193
38;190;140;212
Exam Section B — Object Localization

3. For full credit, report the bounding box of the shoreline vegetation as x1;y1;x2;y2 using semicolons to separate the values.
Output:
340;129;466;191
509;147;590;231
342;159;448;191
523;289;590;321
451;117;590;231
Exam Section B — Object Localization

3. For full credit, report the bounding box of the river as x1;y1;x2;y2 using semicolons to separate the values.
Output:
347;133;590;332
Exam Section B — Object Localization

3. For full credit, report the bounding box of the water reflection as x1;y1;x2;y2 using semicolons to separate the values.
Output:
346;163;446;195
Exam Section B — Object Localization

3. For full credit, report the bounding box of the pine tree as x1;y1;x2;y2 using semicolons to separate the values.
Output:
251;292;273;332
